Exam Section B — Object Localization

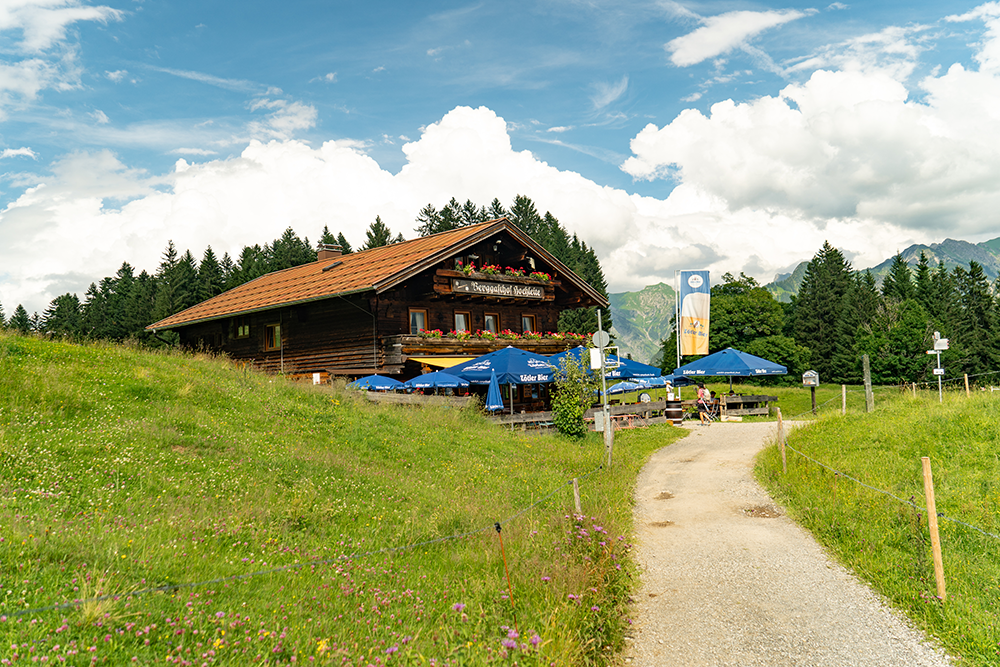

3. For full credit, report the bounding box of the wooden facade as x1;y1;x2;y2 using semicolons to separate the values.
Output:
149;219;607;379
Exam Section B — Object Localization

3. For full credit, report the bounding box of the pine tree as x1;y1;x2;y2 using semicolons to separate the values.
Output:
319;225;337;245
794;241;854;382
881;253;914;302
415;203;446;236
488;198;507;219
362;216;394;250
105;263;136;340
81;279;113;339
336;233;353;254
124;270;157;341
952;261;998;375
0;302;5;328
269;228;313;270
197;247;225;302
507;195;543;238
459;199;486;226
151;242;198;322
41;293;83;338
914;252;934;313
9;304;32;333
219;253;236;290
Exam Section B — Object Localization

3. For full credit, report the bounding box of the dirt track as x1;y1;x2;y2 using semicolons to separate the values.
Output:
625;421;953;667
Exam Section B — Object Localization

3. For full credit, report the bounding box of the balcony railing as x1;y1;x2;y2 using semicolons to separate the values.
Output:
383;334;583;365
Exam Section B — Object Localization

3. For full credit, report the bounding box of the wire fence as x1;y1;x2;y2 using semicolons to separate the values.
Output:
6;463;605;620
775;405;1000;544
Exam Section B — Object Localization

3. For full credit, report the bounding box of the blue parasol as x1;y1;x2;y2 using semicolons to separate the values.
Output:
348;374;404;391
402;371;470;390
447;346;555;385
485;369;505;412
673;347;787;377
606;380;642;395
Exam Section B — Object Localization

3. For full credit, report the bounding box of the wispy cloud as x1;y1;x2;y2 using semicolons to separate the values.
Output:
147;66;264;93
89;109;109;124
2;0;123;54
666;9;812;67
591;75;629;110
1;147;38;159
247;98;318;140
785;25;928;80
168;148;218;156
105;69;128;83
0;0;125;115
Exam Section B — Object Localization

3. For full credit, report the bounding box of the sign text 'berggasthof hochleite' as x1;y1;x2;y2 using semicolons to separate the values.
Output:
451;278;544;299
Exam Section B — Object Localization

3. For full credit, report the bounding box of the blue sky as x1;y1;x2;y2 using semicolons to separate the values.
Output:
3;0;1000;316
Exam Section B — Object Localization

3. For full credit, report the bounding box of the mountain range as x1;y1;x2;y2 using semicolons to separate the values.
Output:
609;236;1000;364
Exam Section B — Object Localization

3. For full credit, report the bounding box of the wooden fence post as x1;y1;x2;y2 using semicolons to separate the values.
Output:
863;354;874;413
572;478;582;514
964;374;970;398
776;408;787;474
841;384;846;416
921;457;947;602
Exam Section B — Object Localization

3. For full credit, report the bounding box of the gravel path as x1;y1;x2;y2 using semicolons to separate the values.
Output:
625;421;954;667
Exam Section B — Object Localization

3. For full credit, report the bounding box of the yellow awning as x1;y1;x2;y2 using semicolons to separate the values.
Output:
409;356;476;369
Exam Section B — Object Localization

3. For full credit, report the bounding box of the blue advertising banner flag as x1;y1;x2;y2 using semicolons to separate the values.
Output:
679;270;710;355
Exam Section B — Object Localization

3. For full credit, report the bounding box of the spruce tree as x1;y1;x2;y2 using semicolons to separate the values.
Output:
41;293;83;338
952;261;998;375
914;252;934;313
415;203;445;236
269;228;313;270
794;241;854;382
881;253;914;302
219;253;236;290
336;233;353;254
124;270;157;341
507;195;543;238
362;216;394;250
197;247;225;302
319;225;337;245
488;198;507;219
9;304;32;333
81;279;113;339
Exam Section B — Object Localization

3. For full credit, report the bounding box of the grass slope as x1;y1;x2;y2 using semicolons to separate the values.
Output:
756;390;1000;665
0;332;684;665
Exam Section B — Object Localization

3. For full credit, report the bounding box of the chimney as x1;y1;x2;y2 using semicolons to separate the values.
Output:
317;243;343;261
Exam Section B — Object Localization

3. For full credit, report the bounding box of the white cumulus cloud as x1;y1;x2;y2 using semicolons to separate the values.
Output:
0;105;931;317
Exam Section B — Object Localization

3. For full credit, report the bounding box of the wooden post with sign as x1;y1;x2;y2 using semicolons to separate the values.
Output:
596;312;613;467
921;457;946;602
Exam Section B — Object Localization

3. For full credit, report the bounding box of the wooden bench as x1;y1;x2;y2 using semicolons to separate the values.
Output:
720;394;778;417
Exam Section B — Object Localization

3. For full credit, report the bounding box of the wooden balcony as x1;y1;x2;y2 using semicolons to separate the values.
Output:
382;334;582;367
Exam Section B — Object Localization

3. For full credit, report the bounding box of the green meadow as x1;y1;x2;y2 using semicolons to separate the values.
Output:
0;331;684;665
757;388;1000;665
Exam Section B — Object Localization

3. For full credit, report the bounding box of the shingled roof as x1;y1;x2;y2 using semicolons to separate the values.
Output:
147;218;608;331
